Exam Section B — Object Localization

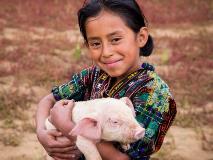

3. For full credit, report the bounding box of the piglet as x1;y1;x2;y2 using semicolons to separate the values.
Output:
45;97;145;160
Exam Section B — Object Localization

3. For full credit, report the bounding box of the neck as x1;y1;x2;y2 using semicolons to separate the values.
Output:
116;63;141;82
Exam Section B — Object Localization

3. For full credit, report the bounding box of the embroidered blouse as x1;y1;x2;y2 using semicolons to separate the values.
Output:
52;63;177;160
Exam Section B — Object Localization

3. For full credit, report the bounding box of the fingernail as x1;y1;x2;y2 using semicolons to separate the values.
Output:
71;154;75;158
68;131;72;136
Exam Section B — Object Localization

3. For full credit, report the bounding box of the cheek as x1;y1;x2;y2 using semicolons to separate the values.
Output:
88;50;100;61
114;43;128;54
121;37;138;50
116;43;139;60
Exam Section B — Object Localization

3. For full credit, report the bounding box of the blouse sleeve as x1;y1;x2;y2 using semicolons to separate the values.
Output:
51;66;97;101
124;72;177;159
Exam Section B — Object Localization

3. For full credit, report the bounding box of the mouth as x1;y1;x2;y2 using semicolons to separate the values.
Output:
102;60;122;68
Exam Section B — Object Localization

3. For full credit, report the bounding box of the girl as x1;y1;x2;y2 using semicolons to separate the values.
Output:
36;0;177;160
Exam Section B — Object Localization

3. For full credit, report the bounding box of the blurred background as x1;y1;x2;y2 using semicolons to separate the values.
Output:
0;0;212;159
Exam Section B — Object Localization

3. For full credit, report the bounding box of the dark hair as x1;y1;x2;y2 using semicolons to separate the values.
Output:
78;0;154;56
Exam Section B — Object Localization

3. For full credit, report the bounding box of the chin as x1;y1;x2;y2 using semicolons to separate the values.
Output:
106;71;124;78
99;65;127;79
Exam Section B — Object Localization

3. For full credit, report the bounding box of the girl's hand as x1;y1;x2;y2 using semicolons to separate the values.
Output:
50;100;75;136
97;141;130;160
37;128;82;159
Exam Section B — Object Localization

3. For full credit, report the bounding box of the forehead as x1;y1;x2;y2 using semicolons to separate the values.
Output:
85;10;132;38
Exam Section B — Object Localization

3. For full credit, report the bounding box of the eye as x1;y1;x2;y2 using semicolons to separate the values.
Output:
111;38;121;44
88;41;101;49
112;120;119;124
109;118;122;126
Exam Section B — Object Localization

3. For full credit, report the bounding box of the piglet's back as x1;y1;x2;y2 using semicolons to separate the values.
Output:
72;98;123;123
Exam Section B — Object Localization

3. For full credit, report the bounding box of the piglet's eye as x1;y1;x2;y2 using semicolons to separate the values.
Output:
109;118;122;126
113;121;118;124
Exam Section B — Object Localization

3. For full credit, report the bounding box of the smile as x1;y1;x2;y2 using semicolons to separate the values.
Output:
103;60;122;68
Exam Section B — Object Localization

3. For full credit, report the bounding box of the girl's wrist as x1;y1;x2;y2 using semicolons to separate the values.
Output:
36;126;45;134
59;120;75;137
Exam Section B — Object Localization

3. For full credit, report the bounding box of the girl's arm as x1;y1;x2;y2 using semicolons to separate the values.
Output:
36;94;78;159
49;106;130;160
36;93;56;133
49;99;76;138
36;67;96;159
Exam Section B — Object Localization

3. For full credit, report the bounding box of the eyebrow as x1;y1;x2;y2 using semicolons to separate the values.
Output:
107;31;124;37
87;30;124;41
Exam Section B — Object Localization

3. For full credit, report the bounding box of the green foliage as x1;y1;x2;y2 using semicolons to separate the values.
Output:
160;49;170;65
73;43;82;60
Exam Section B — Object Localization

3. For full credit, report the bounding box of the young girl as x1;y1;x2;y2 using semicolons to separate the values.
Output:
36;0;177;160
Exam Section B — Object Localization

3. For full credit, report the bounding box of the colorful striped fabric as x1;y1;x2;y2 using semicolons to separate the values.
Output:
52;63;177;160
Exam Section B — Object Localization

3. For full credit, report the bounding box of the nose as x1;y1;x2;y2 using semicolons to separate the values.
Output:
102;42;113;58
134;127;145;140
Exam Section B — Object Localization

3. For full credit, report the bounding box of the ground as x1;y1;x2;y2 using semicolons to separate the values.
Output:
0;1;212;160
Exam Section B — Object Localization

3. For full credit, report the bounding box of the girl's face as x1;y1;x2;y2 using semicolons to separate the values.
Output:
85;11;148;81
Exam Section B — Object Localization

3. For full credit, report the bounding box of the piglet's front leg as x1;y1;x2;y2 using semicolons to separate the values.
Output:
76;136;102;160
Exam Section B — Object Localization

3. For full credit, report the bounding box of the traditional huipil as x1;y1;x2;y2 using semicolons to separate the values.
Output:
52;63;177;160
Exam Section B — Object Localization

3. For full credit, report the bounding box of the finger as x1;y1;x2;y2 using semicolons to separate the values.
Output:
53;157;70;160
62;99;74;105
57;136;76;145
55;99;70;107
70;149;82;155
71;151;82;160
56;100;65;105
45;138;74;149
49;145;78;153
71;150;83;160
65;100;75;109
48;149;81;157
62;99;69;105
48;130;62;137
51;152;76;159
52;157;70;160
49;139;76;148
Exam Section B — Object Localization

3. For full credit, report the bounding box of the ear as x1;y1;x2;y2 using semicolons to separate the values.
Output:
120;97;136;117
69;117;101;141
137;27;148;48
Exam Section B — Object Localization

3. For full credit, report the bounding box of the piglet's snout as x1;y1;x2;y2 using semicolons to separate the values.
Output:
134;127;145;140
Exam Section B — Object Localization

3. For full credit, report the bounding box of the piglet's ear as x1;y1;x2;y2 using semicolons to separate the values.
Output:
120;97;136;117
69;117;101;142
